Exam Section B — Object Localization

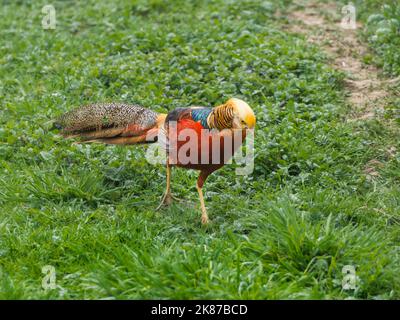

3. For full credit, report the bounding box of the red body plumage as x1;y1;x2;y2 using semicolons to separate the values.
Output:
167;118;246;187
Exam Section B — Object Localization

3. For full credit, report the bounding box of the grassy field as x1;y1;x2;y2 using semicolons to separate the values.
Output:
0;0;399;299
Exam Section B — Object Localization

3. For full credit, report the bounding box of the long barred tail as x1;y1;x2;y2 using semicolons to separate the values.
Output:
54;103;167;145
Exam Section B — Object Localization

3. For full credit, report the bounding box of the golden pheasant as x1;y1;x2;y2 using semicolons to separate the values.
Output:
55;98;256;224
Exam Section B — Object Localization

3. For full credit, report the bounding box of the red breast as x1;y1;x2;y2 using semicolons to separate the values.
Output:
167;119;246;171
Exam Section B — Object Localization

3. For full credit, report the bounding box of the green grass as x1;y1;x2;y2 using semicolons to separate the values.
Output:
340;0;400;128
336;0;400;77
1;0;400;299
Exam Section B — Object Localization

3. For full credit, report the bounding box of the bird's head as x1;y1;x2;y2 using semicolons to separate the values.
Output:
227;98;256;130
208;98;256;130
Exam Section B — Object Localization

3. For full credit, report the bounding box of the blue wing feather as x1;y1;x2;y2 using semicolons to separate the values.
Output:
191;108;212;129
165;107;212;129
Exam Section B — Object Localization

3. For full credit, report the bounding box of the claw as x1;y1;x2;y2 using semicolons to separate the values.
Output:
156;192;173;210
170;194;181;202
201;214;209;225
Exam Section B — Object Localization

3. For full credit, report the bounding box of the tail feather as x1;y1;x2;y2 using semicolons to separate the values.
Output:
55;103;166;145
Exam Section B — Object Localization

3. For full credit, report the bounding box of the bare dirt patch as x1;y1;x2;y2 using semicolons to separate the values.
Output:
285;0;394;121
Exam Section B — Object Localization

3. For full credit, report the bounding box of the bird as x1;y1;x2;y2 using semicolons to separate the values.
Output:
55;98;256;224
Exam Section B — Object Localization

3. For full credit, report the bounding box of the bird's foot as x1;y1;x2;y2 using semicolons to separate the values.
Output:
201;213;209;225
170;194;181;202
156;192;176;210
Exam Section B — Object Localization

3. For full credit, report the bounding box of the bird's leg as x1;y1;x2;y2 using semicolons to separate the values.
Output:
196;171;210;224
196;183;208;224
156;161;175;210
